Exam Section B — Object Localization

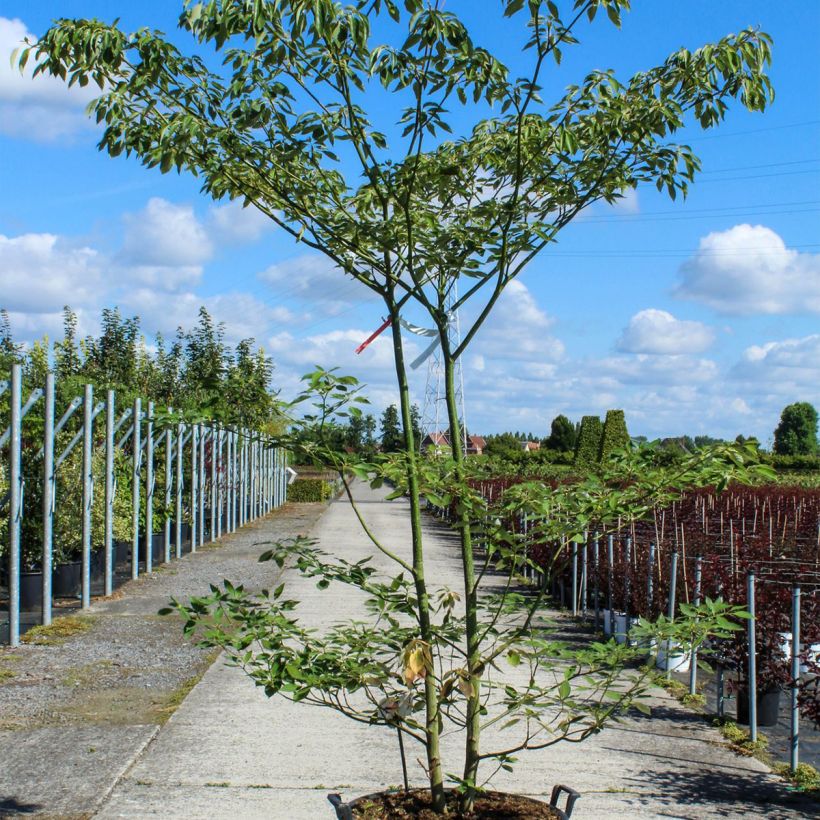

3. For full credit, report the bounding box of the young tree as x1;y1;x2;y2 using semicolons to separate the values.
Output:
545;413;576;451
24;1;774;810
773;402;819;456
380;403;403;452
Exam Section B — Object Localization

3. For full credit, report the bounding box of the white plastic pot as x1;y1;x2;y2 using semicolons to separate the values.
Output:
656;640;691;673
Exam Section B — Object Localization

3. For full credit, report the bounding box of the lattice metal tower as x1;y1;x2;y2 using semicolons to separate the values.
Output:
421;285;467;454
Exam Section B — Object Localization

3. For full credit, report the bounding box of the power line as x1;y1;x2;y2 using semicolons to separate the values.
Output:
685;118;820;142
700;157;820;174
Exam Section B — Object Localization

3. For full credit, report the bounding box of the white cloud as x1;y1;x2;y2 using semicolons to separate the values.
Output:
120;198;213;268
616;308;715;355
208;200;274;243
120;288;299;345
258;255;363;311
611;187;639;214
0;232;101;313
675;224;820;315
0;17;98;141
732;334;820;393
472;279;564;362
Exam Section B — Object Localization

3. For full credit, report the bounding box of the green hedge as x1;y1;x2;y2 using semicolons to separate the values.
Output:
768;454;820;473
599;409;630;462
288;478;334;502
574;415;603;469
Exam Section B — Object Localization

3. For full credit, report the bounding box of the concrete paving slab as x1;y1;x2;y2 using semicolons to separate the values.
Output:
0;725;157;819
95;483;819;819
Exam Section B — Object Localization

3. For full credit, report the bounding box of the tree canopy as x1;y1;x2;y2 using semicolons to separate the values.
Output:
774;402;818;456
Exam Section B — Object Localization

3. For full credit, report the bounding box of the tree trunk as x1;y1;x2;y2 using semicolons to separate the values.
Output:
388;301;446;813
440;334;481;811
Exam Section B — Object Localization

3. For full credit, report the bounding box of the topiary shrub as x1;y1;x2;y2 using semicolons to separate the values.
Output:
598;409;630;463
288;478;333;503
573;415;603;469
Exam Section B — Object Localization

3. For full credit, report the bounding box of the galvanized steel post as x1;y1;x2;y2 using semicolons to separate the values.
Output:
790;585;801;772
689;556;702;696
665;550;678;678
7;364;22;645
81;383;93;608
145;401;154;573
747;571;758;742
216;425;223;538
198;424;205;546
175;421;183;559
210;426;217;539
41;372;55;625
571;542;578;616
593;532;600;629
191;423;198;552
131;398;141;580
606;534;614;636
164;415;172;563
104;390;114;597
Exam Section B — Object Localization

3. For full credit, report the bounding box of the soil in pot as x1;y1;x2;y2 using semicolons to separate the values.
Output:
737;687;781;726
346;789;561;819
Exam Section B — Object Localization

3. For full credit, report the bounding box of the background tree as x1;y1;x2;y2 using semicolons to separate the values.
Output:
774;402;819;456
24;1;774;810
380;403;403;453
545;414;576;452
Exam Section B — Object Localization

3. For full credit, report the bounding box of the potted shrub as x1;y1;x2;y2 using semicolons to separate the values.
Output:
29;1;775;812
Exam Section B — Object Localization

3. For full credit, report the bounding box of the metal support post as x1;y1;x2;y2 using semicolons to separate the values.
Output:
104;389;114;597
581;534;588;616
191;424;198;552
607;534;614;636
41;372;55;625
210;426;217;539
571;542;578;616
666;550;678;678
175;422;183;559
131;398;141;580
145;402;154;573
198;424;205;545
689;556;702;696
790;586;801;773
81;383;93;608
747;572;758;742
216;426;223;538
164;416;172;563
7;364;22;645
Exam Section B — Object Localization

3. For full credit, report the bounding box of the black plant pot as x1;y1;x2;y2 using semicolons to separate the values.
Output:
52;561;82;598
737;687;782;727
20;571;44;612
114;540;131;567
138;533;165;566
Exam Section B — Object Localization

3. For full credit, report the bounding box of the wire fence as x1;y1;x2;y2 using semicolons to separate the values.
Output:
1;363;289;646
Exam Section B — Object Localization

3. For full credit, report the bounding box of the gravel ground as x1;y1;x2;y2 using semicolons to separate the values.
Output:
0;501;325;818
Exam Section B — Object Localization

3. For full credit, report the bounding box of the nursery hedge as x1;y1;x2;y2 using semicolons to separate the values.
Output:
288;478;334;502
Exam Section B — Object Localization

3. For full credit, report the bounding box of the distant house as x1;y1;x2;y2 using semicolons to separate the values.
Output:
466;435;486;456
421;432;485;456
521;440;540;452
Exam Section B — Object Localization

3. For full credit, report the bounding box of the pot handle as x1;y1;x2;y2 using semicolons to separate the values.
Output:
550;784;581;819
327;793;353;819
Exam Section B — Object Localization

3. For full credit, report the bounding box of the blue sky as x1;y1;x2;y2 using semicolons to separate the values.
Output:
1;1;818;444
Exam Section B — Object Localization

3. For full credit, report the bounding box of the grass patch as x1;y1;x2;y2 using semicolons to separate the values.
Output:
651;671;706;711
713;717;769;757
0;667;16;682
21;615;94;645
773;762;820;793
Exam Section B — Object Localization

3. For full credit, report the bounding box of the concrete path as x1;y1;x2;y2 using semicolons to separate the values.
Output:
0;502;320;819
95;483;817;820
